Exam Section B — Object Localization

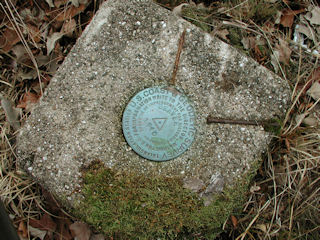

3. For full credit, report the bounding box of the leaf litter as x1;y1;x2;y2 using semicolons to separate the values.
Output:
0;0;102;239
1;0;320;239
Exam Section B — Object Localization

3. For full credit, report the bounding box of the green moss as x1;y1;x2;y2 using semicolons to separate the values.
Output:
263;118;282;135
181;6;213;33
226;27;244;48
75;161;256;239
220;0;281;23
244;0;281;23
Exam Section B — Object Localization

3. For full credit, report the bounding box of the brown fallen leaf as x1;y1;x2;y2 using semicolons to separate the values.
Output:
305;6;320;25
54;0;69;8
231;215;238;229
307;81;320;100
250;184;261;193
62;19;77;37
256;223;267;233
280;8;305;28
26;23;41;43
0;24;21;52
214;29;229;41
271;38;292;71
18;221;28;238
183;177;204;192
241;36;256;50
278;39;292;64
275;39;292;65
46;32;64;55
285;137;290;151
55;217;73;240
71;0;90;8
0;94;20;130
300;66;320;94
295;24;315;40
303;114;320;126
45;0;55;8
309;67;320;80
17;92;40;111
55;4;87;22
29;213;57;239
16;69;38;81
11;44;28;62
28;226;47;240
70;222;91;240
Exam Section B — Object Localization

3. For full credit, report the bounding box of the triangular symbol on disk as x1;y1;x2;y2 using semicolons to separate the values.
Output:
152;118;167;131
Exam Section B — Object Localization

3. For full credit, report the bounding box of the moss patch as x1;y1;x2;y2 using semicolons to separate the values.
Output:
181;6;214;33
74;161;256;239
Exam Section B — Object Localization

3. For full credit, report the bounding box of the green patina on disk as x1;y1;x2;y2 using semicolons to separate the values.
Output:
122;86;196;161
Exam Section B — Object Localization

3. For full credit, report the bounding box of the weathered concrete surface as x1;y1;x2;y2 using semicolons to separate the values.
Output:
17;0;290;237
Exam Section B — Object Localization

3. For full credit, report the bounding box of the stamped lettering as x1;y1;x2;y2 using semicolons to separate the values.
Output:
122;87;196;161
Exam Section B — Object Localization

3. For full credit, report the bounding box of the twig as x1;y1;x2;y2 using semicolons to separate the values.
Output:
170;29;186;85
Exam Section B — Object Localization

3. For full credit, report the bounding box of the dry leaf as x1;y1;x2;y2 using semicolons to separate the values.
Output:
280;9;305;28
308;67;320;82
271;39;292;72
29;214;57;235
18;221;28;238
241;36;255;50
17;92;40;111
295;24;315;40
0;94;20;130
17;69;38;81
275;10;282;24
46;32;64;55
56;217;73;240
11;44;28;61
303;114;319;126
47;53;64;74
295;113;307;127
26;23;41;43
45;0;55;8
307;81;320;100
305;6;320;25
256;223;267;233
183;177;204;192
276;39;292;65
36;53;50;67
279;39;292;64
54;0;68;8
71;0;89;7
299;66;320;94
241;37;250;49
19;8;33;21
56;4;87;22
230;215;238;229
70;222;91;240
250;184;261;193
62;19;77;37
280;9;295;27
0;25;21;52
214;29;229;41
28;226;47;240
285;137;290;151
